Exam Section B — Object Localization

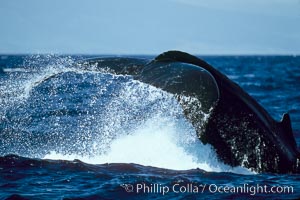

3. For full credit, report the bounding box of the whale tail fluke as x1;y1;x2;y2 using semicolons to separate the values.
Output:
279;113;297;149
81;51;299;173
154;50;211;69
281;113;295;142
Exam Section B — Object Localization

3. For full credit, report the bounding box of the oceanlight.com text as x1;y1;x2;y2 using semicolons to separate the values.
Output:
120;183;294;196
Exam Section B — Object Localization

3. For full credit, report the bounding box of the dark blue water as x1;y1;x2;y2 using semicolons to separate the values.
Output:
0;55;299;199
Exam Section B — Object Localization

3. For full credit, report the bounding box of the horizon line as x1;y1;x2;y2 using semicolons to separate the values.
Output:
0;52;299;57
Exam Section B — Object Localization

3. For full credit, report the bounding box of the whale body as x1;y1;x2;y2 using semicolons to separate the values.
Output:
81;51;299;173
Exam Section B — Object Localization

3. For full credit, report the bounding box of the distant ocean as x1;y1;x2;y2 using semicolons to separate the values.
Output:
0;55;299;199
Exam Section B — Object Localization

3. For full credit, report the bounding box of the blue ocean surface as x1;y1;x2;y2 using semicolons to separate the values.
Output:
0;55;299;199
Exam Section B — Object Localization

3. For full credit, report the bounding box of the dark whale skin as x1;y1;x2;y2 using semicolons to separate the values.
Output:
81;51;300;173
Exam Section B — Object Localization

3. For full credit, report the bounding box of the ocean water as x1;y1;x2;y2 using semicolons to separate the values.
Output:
0;54;299;199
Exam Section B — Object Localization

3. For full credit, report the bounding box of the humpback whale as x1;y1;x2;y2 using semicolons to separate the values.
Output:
81;51;300;173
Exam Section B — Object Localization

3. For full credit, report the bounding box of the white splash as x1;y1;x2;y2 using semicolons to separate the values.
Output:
44;115;251;174
1;55;252;174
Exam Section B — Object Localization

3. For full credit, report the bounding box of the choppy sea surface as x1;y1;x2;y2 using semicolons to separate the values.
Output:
0;55;299;199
